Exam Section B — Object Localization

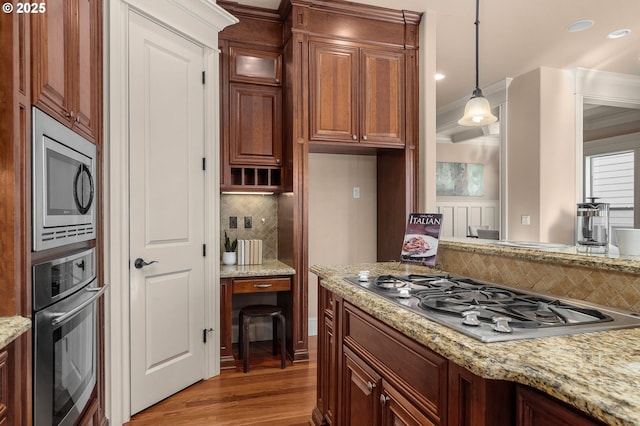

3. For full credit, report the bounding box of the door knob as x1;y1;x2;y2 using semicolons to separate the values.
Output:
134;258;158;269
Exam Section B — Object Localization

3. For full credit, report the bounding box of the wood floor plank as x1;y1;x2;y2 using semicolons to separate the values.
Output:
126;337;317;426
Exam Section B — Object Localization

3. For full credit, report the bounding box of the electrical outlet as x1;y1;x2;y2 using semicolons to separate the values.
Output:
244;216;252;229
521;215;531;225
229;216;237;229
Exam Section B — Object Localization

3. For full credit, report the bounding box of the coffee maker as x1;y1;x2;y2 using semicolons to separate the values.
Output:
576;197;610;254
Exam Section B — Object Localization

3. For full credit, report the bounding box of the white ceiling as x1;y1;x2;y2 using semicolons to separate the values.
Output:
228;0;640;109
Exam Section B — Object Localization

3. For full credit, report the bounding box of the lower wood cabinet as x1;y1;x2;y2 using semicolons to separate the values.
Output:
516;386;605;426
0;349;7;425
381;380;437;426
342;346;381;426
313;286;604;426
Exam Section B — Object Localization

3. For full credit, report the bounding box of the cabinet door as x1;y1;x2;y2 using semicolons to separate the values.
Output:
0;350;6;425
309;42;358;143
230;46;282;85
73;0;101;142
517;386;604;426
342;347;381;426
380;380;437;426
31;0;72;122
361;49;405;145
229;83;282;166
31;0;101;142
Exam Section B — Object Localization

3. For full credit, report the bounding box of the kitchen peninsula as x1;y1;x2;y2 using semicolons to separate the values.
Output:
311;241;640;426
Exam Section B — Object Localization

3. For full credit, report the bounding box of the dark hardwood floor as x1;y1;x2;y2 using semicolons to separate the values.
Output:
125;337;317;426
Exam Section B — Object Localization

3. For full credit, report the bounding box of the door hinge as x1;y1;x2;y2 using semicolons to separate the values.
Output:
203;327;212;343
202;157;206;171
203;244;206;257
202;71;205;85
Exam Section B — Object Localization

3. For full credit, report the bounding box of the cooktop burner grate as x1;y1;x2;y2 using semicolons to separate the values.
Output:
343;273;640;342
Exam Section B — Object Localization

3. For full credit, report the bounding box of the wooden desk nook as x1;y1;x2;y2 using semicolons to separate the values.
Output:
220;261;295;369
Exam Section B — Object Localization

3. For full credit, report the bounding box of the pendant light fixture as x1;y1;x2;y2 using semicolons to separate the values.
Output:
458;0;497;126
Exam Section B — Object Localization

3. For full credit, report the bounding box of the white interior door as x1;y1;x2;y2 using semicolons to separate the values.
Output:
128;11;206;414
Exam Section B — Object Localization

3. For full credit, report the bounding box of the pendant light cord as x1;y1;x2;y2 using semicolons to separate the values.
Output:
474;0;480;92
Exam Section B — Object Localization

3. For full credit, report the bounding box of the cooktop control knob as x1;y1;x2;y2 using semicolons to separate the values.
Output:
462;310;481;326
492;316;513;333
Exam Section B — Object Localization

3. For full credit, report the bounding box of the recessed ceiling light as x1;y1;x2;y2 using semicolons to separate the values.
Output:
608;28;631;39
435;73;445;81
567;19;594;32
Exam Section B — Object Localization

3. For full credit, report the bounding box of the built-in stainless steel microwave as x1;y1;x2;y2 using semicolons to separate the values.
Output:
32;107;96;251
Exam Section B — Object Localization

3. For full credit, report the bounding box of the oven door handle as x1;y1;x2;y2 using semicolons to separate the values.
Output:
51;284;109;326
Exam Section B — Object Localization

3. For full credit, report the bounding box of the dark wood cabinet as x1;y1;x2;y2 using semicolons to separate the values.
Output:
314;283;341;425
516;386;605;426
314;286;608;426
342;301;447;426
31;0;101;143
229;83;282;167
0;349;6;425
220;13;285;192
380;380;437;426
230;45;282;86
220;275;294;369
309;41;405;148
342;346;382;426
318;286;618;426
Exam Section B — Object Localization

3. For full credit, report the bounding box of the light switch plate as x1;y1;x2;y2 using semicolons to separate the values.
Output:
353;187;360;199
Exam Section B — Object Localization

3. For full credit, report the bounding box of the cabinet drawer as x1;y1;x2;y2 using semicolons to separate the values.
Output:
343;302;448;424
232;277;291;294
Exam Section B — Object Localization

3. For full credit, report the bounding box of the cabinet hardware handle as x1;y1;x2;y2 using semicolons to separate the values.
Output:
275;78;280;83
352;134;358;140
362;135;368;141
380;394;390;405
366;381;376;392
276;159;280;163
328;297;333;306
254;283;273;288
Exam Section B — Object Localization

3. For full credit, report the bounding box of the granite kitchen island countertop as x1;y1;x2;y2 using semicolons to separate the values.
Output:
0;316;31;350
311;262;640;426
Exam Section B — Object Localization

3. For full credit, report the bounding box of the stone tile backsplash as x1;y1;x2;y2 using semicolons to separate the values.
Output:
438;247;640;313
220;194;278;260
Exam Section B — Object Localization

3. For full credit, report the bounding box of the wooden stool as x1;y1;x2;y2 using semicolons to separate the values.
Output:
238;304;286;373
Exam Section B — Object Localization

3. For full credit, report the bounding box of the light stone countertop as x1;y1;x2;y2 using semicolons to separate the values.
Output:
440;238;640;275
220;259;295;278
0;316;31;350
311;262;640;426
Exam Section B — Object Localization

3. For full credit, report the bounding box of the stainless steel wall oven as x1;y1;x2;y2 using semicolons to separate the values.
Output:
33;248;106;426
32;107;96;251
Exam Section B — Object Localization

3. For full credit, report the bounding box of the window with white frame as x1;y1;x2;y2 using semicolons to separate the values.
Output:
584;150;634;230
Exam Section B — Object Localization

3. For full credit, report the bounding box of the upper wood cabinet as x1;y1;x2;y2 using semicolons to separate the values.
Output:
230;46;282;86
31;0;101;143
219;7;286;191
309;40;405;148
229;82;282;167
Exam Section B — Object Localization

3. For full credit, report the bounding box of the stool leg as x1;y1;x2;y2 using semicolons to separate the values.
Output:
278;313;286;369
243;316;250;373
238;311;244;360
272;316;278;355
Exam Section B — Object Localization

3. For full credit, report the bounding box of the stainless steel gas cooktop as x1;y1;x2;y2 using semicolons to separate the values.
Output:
344;274;640;342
